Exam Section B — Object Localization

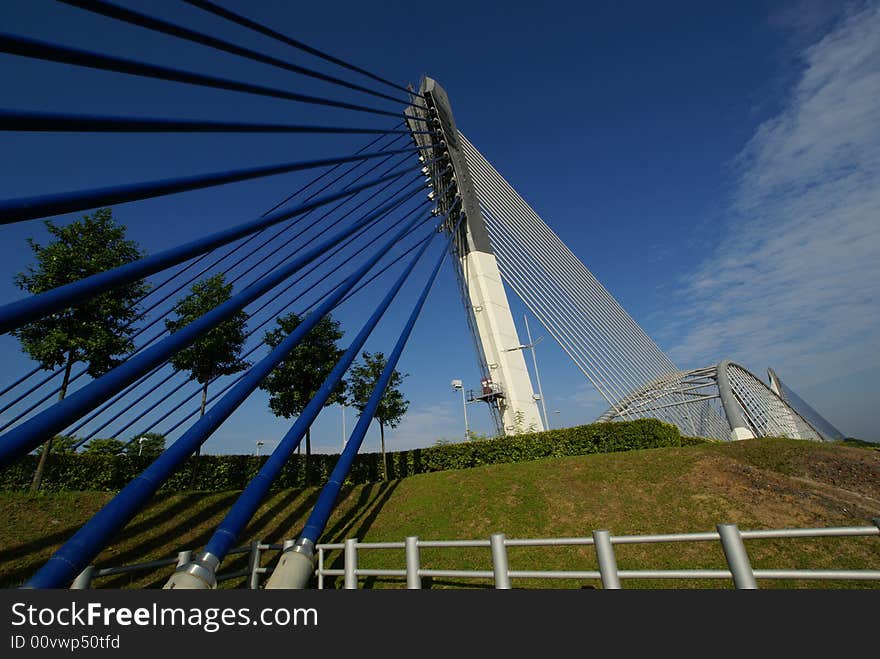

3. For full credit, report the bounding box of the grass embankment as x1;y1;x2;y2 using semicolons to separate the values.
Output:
1;438;878;589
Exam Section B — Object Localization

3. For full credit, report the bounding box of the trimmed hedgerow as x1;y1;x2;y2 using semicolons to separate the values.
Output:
1;419;681;492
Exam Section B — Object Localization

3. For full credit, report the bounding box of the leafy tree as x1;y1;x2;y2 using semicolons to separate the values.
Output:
83;438;125;455
165;273;249;480
348;351;409;480
259;312;346;462
12;208;149;491
36;435;79;456
125;432;166;459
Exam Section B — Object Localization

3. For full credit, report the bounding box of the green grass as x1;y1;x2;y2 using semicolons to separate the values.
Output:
1;438;878;589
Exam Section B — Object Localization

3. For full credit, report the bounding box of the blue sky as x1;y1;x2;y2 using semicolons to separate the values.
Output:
0;0;877;454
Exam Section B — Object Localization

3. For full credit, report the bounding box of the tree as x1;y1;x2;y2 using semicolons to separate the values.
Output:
125;432;166;459
12;208;150;491
348;351;409;481
82;438;125;455
165;273;249;480
36;435;79;456
259;312;345;462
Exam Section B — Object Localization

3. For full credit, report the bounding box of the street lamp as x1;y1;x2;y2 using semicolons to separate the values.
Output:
137;436;148;457
504;315;551;430
341;402;347;452
451;379;469;442
256;440;265;457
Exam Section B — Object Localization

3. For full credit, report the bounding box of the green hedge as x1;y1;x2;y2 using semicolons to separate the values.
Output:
1;419;682;492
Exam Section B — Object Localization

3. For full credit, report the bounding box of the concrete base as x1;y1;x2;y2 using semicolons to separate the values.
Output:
730;426;756;441
264;549;315;589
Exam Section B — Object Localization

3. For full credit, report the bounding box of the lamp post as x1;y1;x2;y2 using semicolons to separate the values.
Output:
451;379;469;442
341;402;347;452
256;440;264;457
504;315;551;430
137;436;147;457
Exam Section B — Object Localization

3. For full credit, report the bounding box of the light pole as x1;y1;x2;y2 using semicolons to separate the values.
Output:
504;315;551;430
341;402;347;452
137;436;147;457
256;440;264;457
451;379;469;442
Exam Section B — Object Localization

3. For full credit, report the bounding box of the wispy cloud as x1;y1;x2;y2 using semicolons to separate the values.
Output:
668;2;880;389
383;403;464;449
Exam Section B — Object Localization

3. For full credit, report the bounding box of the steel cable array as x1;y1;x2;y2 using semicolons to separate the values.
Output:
459;133;728;437
0;2;456;589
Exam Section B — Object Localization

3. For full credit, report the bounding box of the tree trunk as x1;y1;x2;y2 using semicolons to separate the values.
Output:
380;422;387;482
189;382;208;489
31;352;74;492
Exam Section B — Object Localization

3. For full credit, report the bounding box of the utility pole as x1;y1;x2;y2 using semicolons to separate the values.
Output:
524;315;550;430
451;379;469;442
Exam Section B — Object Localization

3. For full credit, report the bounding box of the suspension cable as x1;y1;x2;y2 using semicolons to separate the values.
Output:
57;0;417;108
182;0;418;97
0;145;424;225
0;33;429;122
0;109;429;135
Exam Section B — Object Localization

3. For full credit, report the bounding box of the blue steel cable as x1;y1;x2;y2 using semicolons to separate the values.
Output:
0;134;404;417
183;0;419;97
135;184;458;447
226;159;417;287
23;201;431;588
57;0;417;108
77;191;425;445
0;144;423;224
299;206;464;546
132;131;405;306
117;229;432;450
0;34;428;122
139;217;433;444
0;109;429;135
59;161;422;444
112;208;434;450
0;166;419;334
0;183;429;468
201;224;442;562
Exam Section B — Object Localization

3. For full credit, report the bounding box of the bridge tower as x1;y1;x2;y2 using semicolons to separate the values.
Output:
406;77;544;435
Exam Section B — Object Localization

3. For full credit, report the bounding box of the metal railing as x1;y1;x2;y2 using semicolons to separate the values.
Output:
70;520;880;589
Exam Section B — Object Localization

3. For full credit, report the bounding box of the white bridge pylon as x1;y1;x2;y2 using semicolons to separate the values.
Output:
407;77;841;442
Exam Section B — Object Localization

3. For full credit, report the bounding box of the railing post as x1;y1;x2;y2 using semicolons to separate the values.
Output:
717;524;757;589
593;530;621;590
490;533;511;589
317;547;324;590
70;565;95;590
344;538;358;590
247;539;262;590
405;536;421;589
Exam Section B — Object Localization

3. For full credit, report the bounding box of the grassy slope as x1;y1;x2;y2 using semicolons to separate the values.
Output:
1;438;878;589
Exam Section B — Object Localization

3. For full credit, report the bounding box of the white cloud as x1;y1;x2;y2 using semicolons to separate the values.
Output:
668;3;880;390
382;403;465;450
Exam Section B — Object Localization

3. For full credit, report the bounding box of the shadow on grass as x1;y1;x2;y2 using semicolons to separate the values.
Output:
319;480;400;589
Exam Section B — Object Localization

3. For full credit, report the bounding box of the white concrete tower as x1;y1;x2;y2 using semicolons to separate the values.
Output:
406;77;544;435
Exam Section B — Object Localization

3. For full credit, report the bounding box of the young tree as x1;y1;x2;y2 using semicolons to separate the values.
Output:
125;432;166;459
83;438;125;455
259;312;346;462
348;351;409;481
165;274;249;477
12;208;150;491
